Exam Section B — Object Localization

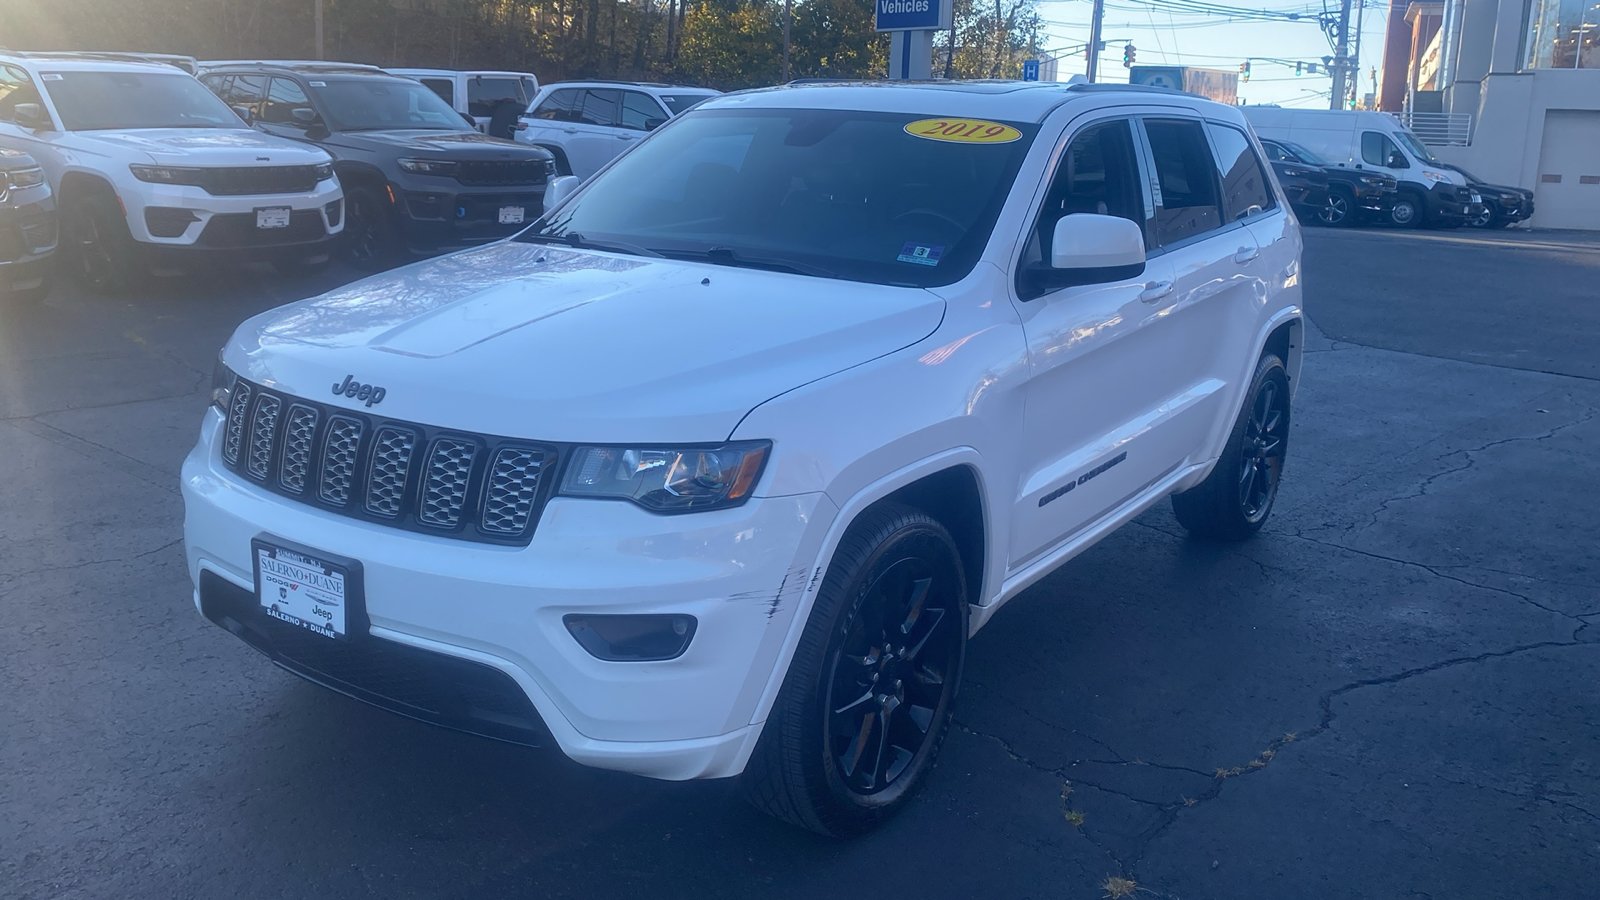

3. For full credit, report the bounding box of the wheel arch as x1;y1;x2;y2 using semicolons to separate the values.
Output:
746;449;997;731
57;170;119;204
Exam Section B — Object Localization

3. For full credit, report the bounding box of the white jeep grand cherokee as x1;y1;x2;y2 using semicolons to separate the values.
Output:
0;53;344;292
184;81;1302;836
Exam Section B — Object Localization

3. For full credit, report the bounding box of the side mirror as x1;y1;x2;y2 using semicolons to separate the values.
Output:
13;102;48;131
291;107;318;125
1022;214;1146;296
232;105;254;125
1387;150;1409;169
543;174;581;211
644;117;667;131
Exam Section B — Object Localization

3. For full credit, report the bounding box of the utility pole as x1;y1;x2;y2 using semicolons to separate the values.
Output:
1351;0;1365;107
315;0;324;60
1328;0;1352;109
782;0;791;81
1086;0;1105;81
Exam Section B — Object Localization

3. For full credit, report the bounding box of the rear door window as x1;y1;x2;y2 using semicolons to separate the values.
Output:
1205;122;1275;221
533;88;582;122
1142;118;1225;248
575;89;620;128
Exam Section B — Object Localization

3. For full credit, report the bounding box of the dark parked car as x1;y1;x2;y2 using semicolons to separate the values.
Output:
199;63;556;269
1259;138;1396;226
1437;163;1535;228
0;148;56;301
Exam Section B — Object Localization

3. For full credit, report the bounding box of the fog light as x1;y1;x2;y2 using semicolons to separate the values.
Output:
325;199;342;227
144;207;199;238
563;614;697;662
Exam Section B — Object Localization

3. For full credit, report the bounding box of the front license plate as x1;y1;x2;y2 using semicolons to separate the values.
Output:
498;205;525;225
252;539;359;640
256;206;292;229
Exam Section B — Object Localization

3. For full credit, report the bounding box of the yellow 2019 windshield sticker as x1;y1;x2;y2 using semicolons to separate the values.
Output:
905;118;1023;144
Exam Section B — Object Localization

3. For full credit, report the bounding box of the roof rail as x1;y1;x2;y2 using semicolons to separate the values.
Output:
196;59;386;74
12;50;199;74
1064;82;1185;96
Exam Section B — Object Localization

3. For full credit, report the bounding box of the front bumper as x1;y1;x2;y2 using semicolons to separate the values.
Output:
1423;182;1475;223
182;411;835;780
392;182;546;254
123;179;344;252
0;194;57;290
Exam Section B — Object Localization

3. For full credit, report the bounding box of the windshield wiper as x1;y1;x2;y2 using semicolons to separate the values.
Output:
518;231;664;258
653;246;836;279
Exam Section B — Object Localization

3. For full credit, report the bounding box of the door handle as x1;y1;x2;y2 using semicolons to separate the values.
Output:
1234;246;1260;264
618;135;637;142
1138;280;1174;304
562;127;578;133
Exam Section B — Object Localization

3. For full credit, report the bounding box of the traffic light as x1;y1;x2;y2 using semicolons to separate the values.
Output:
1295;61;1303;75
1123;43;1136;67
1239;60;1251;82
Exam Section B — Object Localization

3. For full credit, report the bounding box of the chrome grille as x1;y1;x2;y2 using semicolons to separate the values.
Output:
221;378;551;544
365;428;416;517
223;381;253;465
419;439;477;528
482;449;543;535
247;394;281;479
279;404;319;493
319;416;363;506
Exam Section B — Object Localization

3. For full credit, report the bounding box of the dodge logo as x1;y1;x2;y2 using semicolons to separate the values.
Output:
332;375;387;407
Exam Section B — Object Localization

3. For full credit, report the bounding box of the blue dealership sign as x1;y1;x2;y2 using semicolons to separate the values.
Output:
875;0;952;31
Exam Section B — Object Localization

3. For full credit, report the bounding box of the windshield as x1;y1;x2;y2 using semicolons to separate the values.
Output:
1279;140;1327;166
519;108;1036;287
310;78;468;132
1393;131;1438;163
659;93;716;116
43;71;241;131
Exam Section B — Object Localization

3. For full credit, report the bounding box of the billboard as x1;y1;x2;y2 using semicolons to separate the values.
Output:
1129;66;1239;105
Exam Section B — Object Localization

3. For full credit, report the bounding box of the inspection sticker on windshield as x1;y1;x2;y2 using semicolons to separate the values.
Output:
898;242;944;266
905;118;1022;144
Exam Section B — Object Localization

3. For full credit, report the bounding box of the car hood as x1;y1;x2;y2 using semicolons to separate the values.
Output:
226;242;946;443
73;128;329;164
324;129;550;159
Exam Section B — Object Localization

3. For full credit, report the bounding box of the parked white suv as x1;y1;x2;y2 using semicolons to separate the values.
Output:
516;81;718;179
0;53;344;291
391;68;539;137
183;82;1302;836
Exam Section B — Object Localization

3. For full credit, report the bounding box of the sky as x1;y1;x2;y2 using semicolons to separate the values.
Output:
1034;0;1393;107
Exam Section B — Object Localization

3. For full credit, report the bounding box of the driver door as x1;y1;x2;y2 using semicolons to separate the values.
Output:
1006;116;1178;572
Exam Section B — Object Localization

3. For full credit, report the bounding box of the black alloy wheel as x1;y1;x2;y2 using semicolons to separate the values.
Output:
343;187;400;271
1173;353;1292;540
1237;373;1288;524
740;504;968;836
824;556;960;797
66;194;139;293
1317;190;1352;226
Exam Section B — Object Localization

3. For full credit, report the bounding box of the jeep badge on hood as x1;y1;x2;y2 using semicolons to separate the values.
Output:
332;375;386;407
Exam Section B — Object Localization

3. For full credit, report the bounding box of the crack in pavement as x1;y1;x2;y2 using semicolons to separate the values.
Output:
1335;400;1598;540
1;537;184;585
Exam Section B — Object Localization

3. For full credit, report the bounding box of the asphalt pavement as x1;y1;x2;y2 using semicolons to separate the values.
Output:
3;227;1598;899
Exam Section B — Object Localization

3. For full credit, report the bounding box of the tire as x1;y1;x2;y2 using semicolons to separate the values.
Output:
1388;191;1423;229
1316;188;1354;227
64;192;143;294
342;186;403;271
739;503;969;837
1467;205;1496;229
1172;354;1290;541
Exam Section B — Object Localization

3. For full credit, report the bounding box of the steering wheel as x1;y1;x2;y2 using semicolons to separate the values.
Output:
894;208;967;234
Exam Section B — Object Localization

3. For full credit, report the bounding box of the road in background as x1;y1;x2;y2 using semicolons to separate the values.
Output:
3;230;1598;899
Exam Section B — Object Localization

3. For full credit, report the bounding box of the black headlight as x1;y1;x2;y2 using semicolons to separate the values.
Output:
129;164;206;186
210;354;236;414
314;162;335;182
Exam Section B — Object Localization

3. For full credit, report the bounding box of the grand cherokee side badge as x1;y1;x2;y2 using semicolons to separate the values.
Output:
332;375;386;407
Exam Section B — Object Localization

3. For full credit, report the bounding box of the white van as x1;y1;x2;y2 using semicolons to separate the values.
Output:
390;69;539;137
1244;108;1480;228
